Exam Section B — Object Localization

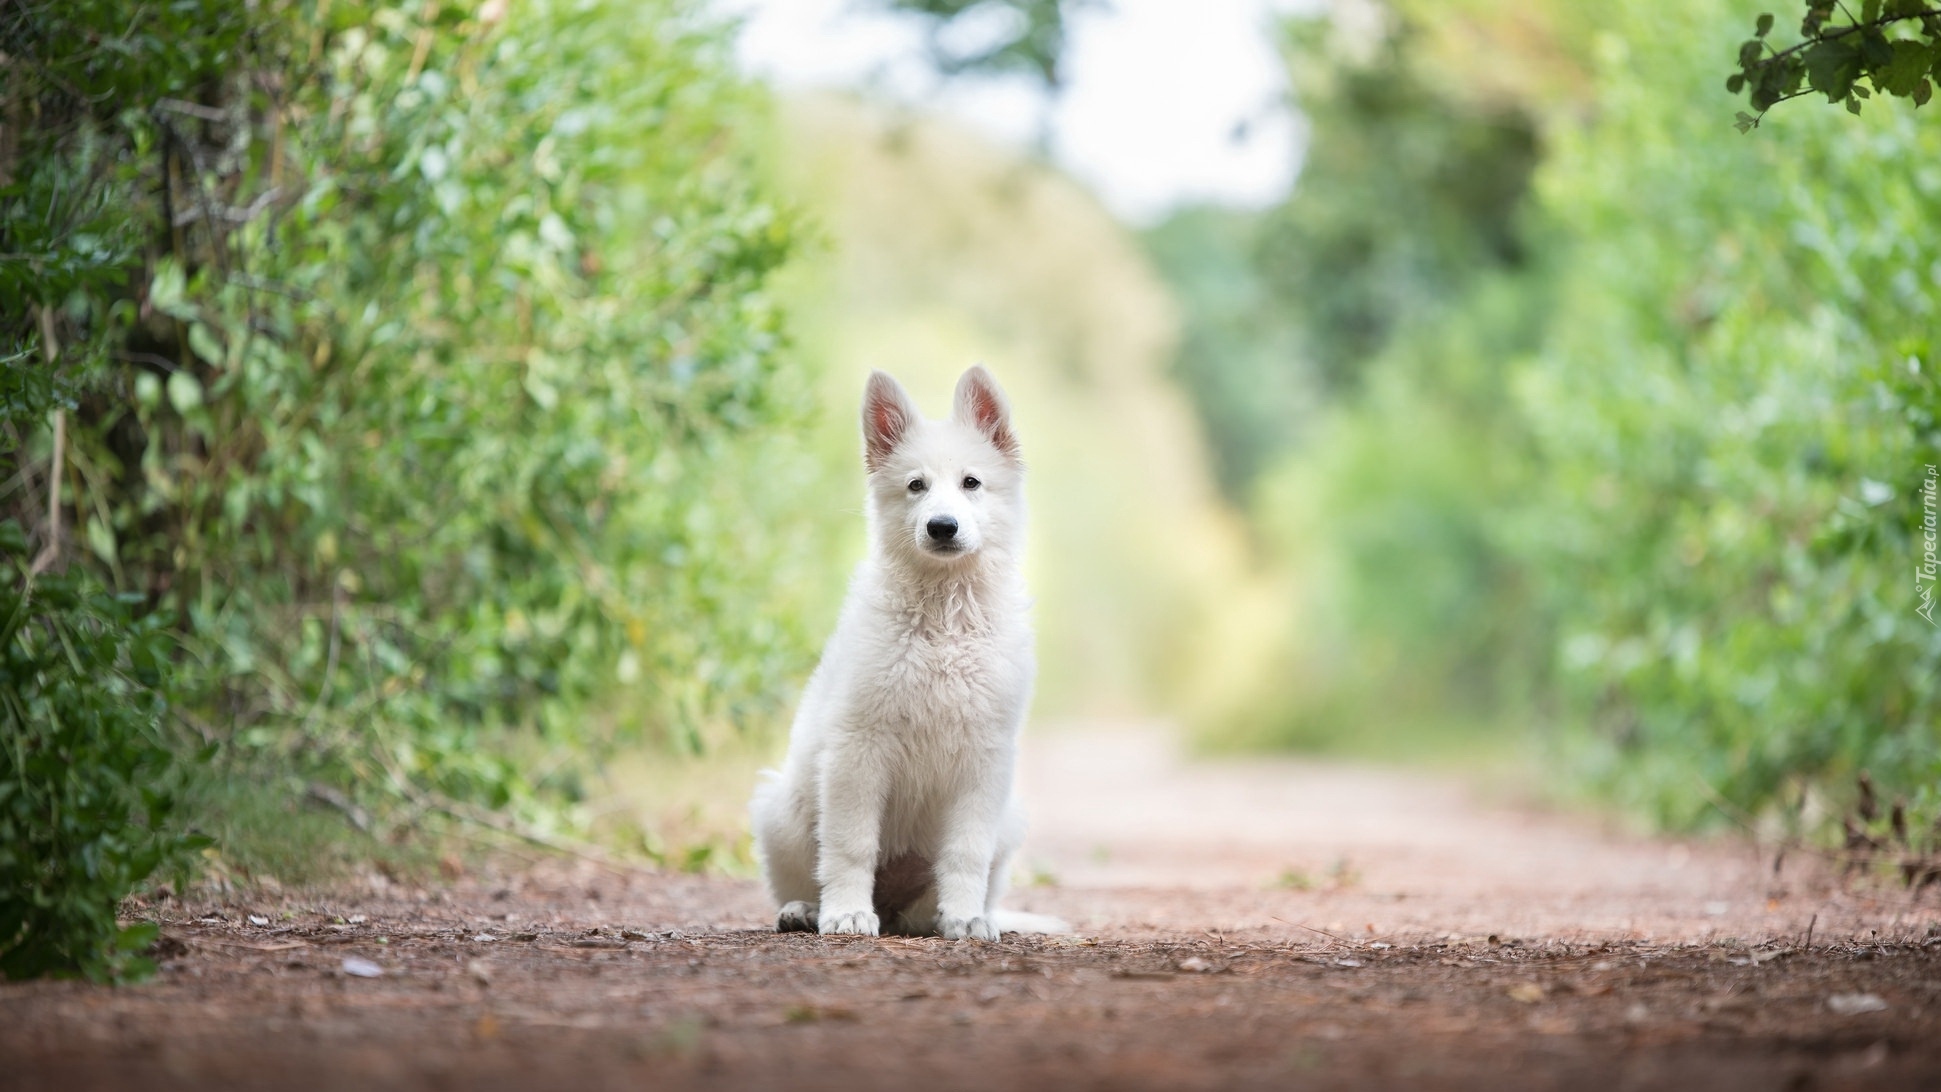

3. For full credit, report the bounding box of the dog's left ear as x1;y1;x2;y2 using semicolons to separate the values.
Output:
952;365;1020;461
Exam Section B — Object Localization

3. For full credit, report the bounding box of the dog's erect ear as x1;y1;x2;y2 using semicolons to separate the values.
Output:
862;370;920;472
952;365;1019;460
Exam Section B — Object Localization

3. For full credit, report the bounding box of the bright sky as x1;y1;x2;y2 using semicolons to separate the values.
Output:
721;0;1315;225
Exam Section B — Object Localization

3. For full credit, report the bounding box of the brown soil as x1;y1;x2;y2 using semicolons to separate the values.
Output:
5;728;1938;1090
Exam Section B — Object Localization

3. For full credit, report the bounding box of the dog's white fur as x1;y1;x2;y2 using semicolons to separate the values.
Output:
749;366;1065;939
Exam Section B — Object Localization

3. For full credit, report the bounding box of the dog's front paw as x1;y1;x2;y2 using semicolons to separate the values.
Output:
937;914;997;941
777;901;819;933
817;909;879;936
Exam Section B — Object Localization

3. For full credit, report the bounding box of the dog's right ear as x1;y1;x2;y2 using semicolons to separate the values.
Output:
862;371;920;472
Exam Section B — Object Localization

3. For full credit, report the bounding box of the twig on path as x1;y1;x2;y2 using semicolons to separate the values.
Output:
419;792;638;880
1690;773;1844;866
1272;917;1350;946
29;306;63;576
304;782;374;834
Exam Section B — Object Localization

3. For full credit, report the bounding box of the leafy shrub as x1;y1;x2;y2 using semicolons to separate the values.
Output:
1514;0;1941;826
3;0;813;865
0;523;207;982
1727;1;1941;126
1175;0;1941;834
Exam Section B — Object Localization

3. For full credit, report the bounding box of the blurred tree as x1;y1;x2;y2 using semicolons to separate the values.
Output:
1729;2;1941;128
875;0;1091;90
1138;9;1543;500
1252;13;1540;396
1141;207;1309;501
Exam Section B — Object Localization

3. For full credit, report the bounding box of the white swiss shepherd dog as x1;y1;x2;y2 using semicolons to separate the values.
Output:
750;366;1067;939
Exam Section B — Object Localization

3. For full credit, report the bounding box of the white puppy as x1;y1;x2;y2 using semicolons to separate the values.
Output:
750;366;1065;939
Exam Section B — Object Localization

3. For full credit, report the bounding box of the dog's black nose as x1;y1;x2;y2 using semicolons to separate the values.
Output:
926;516;958;542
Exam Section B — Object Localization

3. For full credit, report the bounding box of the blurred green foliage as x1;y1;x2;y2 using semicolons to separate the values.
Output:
1729;1;1941;127
1253;15;1540;399
1141;207;1308;500
1;521;209;982
1154;0;1941;835
2;0;812;920
1521;2;1939;827
1144;12;1540;503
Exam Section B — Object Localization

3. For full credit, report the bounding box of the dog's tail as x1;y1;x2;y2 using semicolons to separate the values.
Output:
992;909;1071;935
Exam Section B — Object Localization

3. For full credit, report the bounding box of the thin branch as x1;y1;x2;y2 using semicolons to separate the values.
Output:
1754;7;1941;68
29;305;63;576
154;97;227;122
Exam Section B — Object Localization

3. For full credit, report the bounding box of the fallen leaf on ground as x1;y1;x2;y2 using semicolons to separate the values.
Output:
1176;956;1215;973
785;1004;856;1023
247;914;269;926
1507;983;1546;1004
217;938;308;952
342;957;383;978
1826;993;1888;1015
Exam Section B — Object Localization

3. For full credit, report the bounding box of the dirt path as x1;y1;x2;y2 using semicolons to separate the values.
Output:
5;726;1939;1090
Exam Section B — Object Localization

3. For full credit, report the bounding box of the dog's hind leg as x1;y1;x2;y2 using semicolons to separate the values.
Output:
982;798;1026;917
983;801;1070;935
750;772;820;932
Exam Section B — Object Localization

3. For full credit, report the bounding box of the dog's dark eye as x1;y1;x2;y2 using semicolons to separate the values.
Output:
962;476;981;491
908;479;927;493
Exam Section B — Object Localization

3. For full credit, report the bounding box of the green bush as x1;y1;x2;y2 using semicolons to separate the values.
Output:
0;523;207;982
1173;0;1941;833
1514;0;1940;826
3;0;814;873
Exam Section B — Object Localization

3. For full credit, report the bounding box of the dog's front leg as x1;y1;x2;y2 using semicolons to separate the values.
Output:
933;758;1010;941
815;741;888;936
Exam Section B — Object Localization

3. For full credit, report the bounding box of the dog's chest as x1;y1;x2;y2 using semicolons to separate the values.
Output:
855;604;1025;745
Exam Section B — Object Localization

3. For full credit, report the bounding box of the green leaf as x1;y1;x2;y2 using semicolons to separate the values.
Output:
114;921;160;952
166;371;203;413
1755;13;1774;37
1860;30;1895;69
187;322;226;368
1877;39;1938;97
1803;39;1863;102
147;260;197;322
85;516;117;565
